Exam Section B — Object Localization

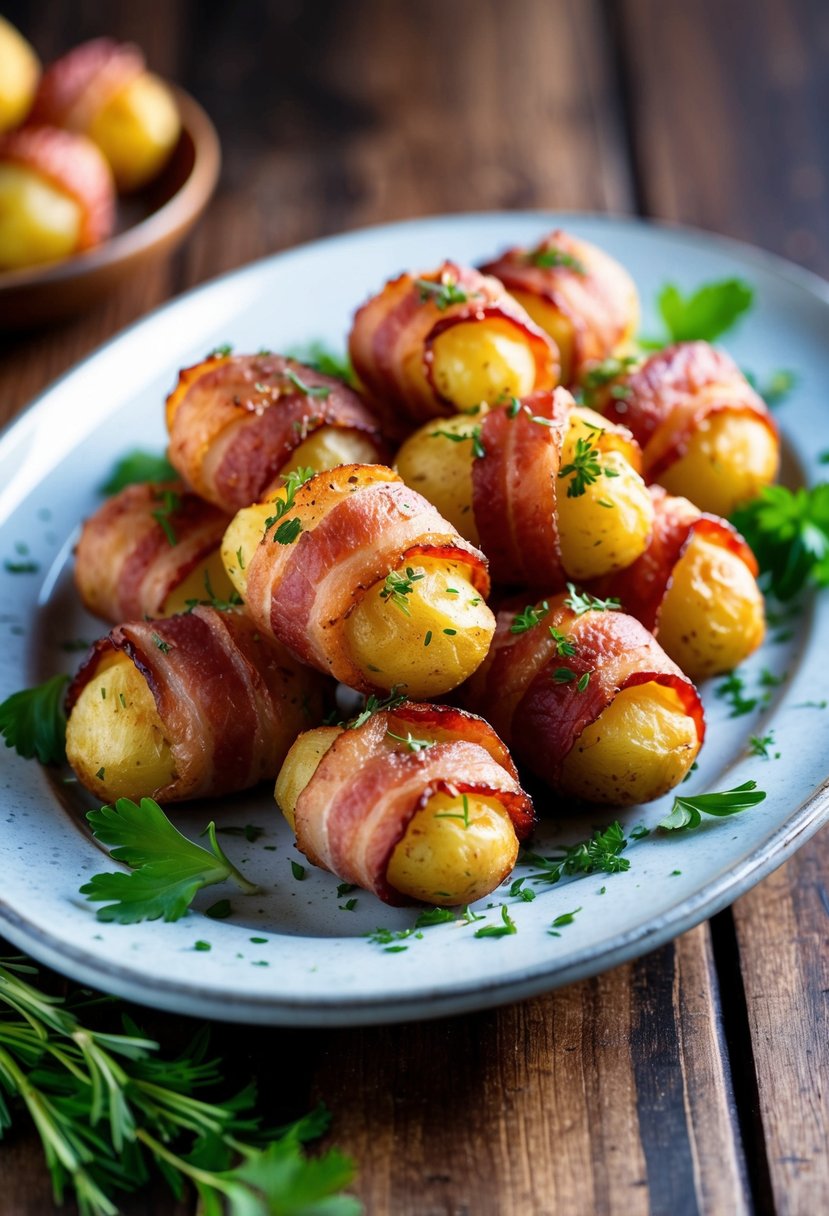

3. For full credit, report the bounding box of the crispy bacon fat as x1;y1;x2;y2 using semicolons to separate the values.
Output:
294;702;534;905
75;481;230;623
165;353;387;513
66;607;325;803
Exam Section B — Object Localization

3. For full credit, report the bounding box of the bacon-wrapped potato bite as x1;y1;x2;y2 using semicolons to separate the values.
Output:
587;486;765;680
396;388;653;587
65;607;326;804
166;352;386;514
584;341;779;516
30;37;180;191
0;125;114;269
0;16;40;134
75;481;234;623
348;261;559;431
221;464;495;698
275;701;534;906
479;230;639;386
464;593;704;806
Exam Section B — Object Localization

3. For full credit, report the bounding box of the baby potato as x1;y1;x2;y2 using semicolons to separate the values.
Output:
283;426;380;475
343;558;495;697
0;162;82;268
387;790;518;905
160;548;236;616
559;681;700;805
656;534;766;680
556;407;653;579
510;292;578;386
0;17;39;134
275;726;344;832
65;651;174;802
658;412;779;517
395;412;482;544
88;70;180;191
430;319;537;411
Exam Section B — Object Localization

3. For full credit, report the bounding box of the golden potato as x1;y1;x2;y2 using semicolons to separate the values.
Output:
657;412;779;517
275;726;344;832
556;407;653;579
656;534;766;680
0;163;82;268
88;70;180;191
510;292;577;385
559;682;700;805
387;790;518;905
343;557;494;697
395;412;483;543
284;427;381;476
430;319;537;410
0;17;39;133
161;548;237;616
221;501;272;598
65;651;174;802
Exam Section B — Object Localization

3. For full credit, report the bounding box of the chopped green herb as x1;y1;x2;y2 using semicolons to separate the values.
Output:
748;731;780;760
100;450;177;495
434;793;472;829
429;425;486;459
0;673;69;765
194;940;211;951
424;631;433;647
284;368;332;398
443;628;457;636
95;767;105;780
337;882;356;897
715;671;758;717
522;821;629;885
290;860;306;881
564;583;621;616
474;905;517;939
386;728;434;753
274;517;302;545
151;488;181;546
558;434;605;498
236;545;245;570
657;780;766;832
286;341;357;386
380;566;424;615
151;632;171;654
731;483;829;600
263;466;316;542
527;247;586;274
511;601;549;634
4;559;39;574
415;276;473;310
204;899;232;919
414;907;456;928
341;686;407;730
551;667;590;691
630;825;650;839
207;342;234;357
548;907;581;935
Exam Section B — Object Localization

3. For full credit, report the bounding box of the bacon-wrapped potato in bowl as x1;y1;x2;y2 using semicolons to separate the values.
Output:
464;592;704;806
275;701;534;906
166;351;387;514
586;485;765;680
479;229;639;386
65;607;326;804
74;481;234;623
583;341;779;516
222;464;495;698
348;260;559;431
396;388;653;586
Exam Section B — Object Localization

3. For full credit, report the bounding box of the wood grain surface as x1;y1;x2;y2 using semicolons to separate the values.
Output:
0;1;826;1213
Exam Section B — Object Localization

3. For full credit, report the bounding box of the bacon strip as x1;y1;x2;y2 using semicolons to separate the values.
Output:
597;342;778;482
165;354;387;513
587;485;759;632
74;481;230;623
294;703;534;905
348;261;559;430
66;607;325;803
480;230;638;384
464;594;704;790
244;464;490;690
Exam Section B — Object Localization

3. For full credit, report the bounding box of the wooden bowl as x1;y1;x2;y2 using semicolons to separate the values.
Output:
0;87;220;329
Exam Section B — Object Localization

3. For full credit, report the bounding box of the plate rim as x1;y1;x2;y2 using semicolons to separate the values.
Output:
1;209;828;1026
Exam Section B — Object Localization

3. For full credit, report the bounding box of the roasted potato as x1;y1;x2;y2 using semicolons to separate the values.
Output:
0;16;40;134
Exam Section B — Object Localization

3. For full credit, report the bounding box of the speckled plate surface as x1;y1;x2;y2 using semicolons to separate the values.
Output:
1;213;827;1026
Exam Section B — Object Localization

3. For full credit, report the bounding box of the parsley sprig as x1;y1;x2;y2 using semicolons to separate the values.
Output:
415;276;473;310
558;434;619;498
263;466;316;544
284;369;332;399
184;569;243;613
100;451;177;496
657;780;766;831
0;673;69;765
643;278;754;348
564;583;622;616
81;799;259;923
521;821;630;885
510;601;549;634
730;483;829;600
526;247;586;274
151;488;181;547
379;567;424;615
429;426;486;459
0;956;358;1215
578;356;639;408
340;687;407;730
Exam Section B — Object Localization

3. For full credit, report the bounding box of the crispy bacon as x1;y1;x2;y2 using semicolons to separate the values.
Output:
587;485;759;631
348;261;559;430
244;464;489;691
165;353;387;513
596;342;778;482
479;230;639;384
0;125;114;250
74;481;230;623
464;594;704;790
66;607;325;803
294;702;534;904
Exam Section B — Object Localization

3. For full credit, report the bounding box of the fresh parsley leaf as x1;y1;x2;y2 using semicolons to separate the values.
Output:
649;278;754;346
510;601;549;634
748;731;779;760
474;905;517;939
100;450;177;495
0;673;69;765
730;483;829;600
433;793;472;829
81;799;259;923
564;583;621;616
430;425;486;459
549;626;576;657
342;686;406;730
151;487;181;546
415;276;473;310
263;466;316;543
522;821;630;885
274;517;302;545
414;907;457;928
379;566;424;615
284;368;332;398
291;860;306;881
657;780;766;831
558;434;604;497
549;907;581;934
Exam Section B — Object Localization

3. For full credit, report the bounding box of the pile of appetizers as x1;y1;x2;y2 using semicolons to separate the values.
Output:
57;229;778;908
0;16;181;271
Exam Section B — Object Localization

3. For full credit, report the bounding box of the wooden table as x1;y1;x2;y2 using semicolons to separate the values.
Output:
1;2;827;1212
